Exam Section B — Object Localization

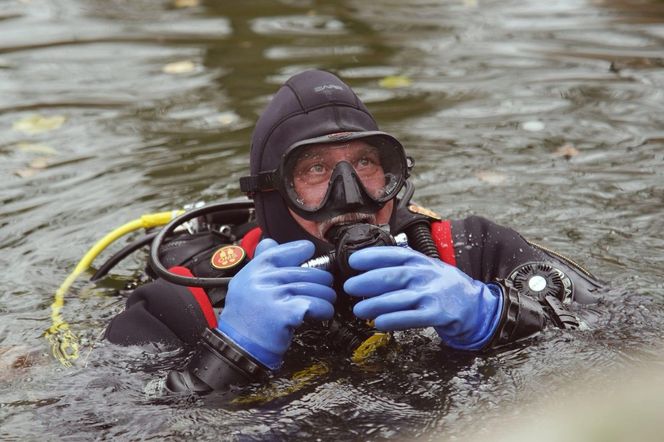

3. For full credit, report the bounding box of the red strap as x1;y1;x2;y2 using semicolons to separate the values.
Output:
431;220;457;267
240;226;262;259
169;266;217;328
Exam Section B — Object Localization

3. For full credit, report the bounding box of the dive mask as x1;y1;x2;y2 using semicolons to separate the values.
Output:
240;131;412;222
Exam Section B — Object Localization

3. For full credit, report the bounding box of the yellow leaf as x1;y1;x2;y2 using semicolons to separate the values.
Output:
17;142;58;155
553;143;580;159
29;157;49;169
13;114;66;134
14;157;50;178
217;112;239;126
476;170;508;185
379;75;412;89
173;0;199;7
162;60;196;74
14;168;37;178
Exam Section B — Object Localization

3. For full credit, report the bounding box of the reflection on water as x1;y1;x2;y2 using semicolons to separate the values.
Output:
1;0;663;440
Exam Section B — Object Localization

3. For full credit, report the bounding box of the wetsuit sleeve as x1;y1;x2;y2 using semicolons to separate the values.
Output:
104;273;216;348
104;231;234;348
446;216;605;349
450;216;603;303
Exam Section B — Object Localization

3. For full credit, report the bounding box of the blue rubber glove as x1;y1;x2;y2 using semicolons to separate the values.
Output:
217;239;336;370
343;246;503;350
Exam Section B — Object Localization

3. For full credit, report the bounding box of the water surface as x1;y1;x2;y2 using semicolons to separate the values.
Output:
1;0;663;440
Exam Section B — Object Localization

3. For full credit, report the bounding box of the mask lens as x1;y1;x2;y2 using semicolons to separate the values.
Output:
283;137;404;211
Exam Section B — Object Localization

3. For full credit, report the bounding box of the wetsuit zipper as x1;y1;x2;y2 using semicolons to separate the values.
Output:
526;240;595;279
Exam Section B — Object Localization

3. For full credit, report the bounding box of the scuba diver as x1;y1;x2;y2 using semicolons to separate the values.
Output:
104;70;604;394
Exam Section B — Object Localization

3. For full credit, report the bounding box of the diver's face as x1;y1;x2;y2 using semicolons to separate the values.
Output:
287;140;395;241
289;201;394;242
290;140;388;207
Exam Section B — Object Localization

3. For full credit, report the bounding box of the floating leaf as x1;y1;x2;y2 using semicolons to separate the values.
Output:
173;0;199;8
521;120;546;132
379;75;412;89
13;156;50;178
609;57;664;73
522;120;545;132
0;346;45;374
463;0;478;7
0;57;12;69
162;60;196;74
553;143;580;159
476;170;508;185
17;142;58;155
14;168;37;178
29;157;49;169
217;112;239;126
13;114;66;134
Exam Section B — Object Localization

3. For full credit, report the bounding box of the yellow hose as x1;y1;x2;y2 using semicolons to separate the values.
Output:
45;210;183;367
352;332;391;363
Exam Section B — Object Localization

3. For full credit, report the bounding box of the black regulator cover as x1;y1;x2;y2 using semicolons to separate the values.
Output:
325;223;396;282
322;223;396;351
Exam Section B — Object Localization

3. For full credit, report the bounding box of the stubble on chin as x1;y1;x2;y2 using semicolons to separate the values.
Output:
317;212;377;239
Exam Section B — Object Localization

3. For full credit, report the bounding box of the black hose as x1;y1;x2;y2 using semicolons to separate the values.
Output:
397;180;415;211
396;180;440;259
405;222;440;260
148;200;254;288
91;232;157;281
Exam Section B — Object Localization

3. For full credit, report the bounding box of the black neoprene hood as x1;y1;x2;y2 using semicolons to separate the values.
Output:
247;69;400;250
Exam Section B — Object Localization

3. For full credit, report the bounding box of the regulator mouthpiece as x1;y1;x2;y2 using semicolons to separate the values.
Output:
328;223;394;279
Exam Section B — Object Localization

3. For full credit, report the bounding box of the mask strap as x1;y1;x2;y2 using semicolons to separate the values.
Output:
240;171;278;195
397;180;415;210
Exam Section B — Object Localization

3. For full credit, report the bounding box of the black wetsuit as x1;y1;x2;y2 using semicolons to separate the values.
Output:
105;210;603;352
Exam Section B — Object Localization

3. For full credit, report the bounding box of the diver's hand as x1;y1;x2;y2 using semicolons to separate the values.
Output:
217;239;336;370
343;247;502;350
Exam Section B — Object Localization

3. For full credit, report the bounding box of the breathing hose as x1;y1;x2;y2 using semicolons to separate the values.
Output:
394;180;440;260
405;222;440;259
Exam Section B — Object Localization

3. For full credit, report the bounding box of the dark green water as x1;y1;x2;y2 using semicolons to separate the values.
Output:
1;0;663;440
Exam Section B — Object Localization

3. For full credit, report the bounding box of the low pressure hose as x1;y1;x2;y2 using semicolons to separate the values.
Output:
91;232;157;281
